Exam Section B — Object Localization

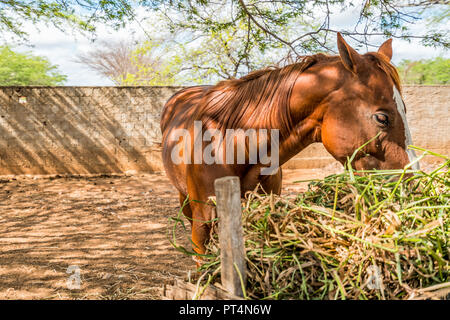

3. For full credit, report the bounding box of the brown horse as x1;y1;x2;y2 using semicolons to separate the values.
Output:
160;33;418;256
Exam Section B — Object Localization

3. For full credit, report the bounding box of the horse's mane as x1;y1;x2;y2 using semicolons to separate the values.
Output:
193;54;332;139
192;52;401;139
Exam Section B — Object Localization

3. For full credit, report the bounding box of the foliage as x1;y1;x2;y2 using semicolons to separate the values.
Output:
81;15;280;85
1;1;448;53
127;15;287;85
176;20;276;82
120;39;184;85
128;1;449;84
172;148;450;300
76;34;189;85
114;10;322;85
151;0;449;59
57;1;448;85
76;39;173;85
0;46;67;85
397;57;450;84
0;0;137;41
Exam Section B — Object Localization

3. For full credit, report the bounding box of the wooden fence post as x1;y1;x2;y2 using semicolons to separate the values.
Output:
214;176;246;297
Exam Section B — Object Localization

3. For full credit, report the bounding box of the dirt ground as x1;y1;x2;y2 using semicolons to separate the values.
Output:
0;167;341;300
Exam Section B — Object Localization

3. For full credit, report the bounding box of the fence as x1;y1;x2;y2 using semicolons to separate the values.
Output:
0;85;448;175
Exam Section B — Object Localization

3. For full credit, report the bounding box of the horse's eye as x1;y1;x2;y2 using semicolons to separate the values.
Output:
373;113;389;127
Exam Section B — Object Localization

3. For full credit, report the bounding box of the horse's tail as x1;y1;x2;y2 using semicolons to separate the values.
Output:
160;86;210;134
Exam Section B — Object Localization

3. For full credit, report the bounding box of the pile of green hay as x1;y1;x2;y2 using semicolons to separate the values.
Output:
173;148;449;300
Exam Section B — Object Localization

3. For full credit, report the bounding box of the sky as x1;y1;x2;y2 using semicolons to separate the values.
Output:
12;4;449;86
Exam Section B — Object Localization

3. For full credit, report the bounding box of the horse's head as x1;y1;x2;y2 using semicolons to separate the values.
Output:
319;33;418;171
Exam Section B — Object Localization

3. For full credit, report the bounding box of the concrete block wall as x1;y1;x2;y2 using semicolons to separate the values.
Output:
0;85;448;175
0;86;181;174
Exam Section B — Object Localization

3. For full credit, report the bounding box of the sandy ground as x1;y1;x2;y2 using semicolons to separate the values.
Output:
0;168;340;300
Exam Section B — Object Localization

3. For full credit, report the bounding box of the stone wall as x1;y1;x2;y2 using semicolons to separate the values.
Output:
0;85;448;175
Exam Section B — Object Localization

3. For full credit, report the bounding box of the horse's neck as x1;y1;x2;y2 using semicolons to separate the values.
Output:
277;68;338;165
278;118;321;166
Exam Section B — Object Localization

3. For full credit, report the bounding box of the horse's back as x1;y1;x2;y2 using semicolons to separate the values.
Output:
160;85;210;134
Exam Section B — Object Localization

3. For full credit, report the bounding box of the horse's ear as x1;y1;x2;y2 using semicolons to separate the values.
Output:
337;32;362;74
378;38;393;61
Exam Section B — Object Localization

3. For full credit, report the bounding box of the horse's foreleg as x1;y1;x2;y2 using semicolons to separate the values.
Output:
243;166;283;195
260;168;283;195
188;200;211;256
179;193;192;221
